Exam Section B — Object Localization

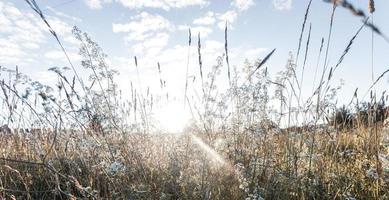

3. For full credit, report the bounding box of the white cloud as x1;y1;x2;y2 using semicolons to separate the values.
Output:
63;36;80;45
0;2;78;68
46;6;82;22
192;4;250;31
84;0;208;10
178;25;212;38
113;12;174;57
216;10;238;30
203;40;224;55
111;37;260;101
44;50;65;59
0;2;45;65
0;2;22;18
115;0;208;10
22;42;40;49
231;0;254;11
273;0;292;11
244;48;268;60
1;11;45;43
117;39;227;96
132;32;169;56
35;70;59;85
84;0;102;9
0;38;23;58
44;50;81;61
193;11;215;26
47;17;73;36
191;9;240;34
84;0;112;10
113;12;173;41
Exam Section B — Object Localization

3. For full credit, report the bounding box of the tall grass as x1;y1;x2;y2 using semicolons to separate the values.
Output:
1;0;389;199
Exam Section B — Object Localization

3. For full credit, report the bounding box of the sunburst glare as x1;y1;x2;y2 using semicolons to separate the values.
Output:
154;102;191;133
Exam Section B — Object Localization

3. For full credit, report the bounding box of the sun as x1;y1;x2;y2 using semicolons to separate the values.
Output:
154;102;191;133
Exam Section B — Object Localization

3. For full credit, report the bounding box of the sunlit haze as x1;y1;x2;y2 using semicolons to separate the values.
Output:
2;0;389;199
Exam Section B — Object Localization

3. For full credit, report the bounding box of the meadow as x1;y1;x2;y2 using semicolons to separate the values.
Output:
1;0;389;199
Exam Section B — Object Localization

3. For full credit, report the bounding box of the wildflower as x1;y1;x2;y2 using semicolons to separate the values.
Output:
214;138;226;151
366;168;379;180
107;161;125;175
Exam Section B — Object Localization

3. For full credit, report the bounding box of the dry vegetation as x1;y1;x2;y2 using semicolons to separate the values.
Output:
1;0;389;199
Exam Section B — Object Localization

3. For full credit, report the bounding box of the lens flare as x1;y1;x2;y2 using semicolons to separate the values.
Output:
190;134;226;165
154;103;191;133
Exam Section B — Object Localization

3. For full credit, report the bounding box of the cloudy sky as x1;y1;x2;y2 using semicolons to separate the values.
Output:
1;0;389;105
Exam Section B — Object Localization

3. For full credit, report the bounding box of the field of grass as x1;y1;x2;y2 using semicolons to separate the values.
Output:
1;0;389;199
1;123;388;199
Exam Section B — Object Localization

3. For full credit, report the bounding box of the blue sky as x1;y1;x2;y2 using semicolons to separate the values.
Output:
1;0;389;106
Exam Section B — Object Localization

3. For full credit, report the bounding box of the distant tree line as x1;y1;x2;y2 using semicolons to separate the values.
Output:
330;100;388;129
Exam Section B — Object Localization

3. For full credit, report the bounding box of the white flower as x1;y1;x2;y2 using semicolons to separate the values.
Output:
366;168;379;180
214;138;226;150
107;161;125;175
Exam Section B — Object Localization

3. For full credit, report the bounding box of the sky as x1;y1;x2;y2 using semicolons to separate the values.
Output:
1;0;389;109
